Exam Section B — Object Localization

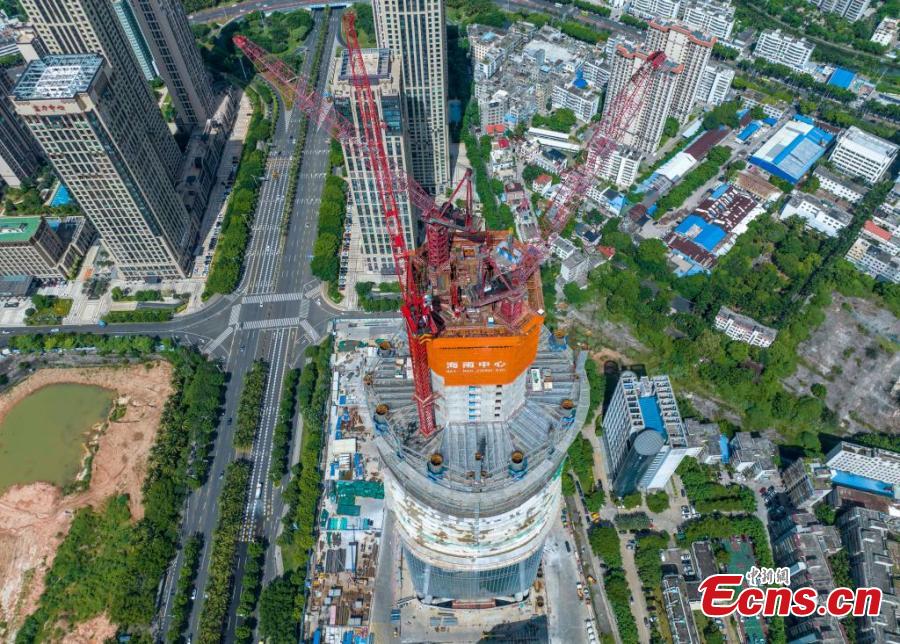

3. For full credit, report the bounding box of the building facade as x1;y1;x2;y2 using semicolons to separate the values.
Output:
112;0;156;81
813;166;868;204
682;0;735;40
696;63;734;105
373;0;450;194
754;29;815;71
19;0;182;181
605;43;682;154
130;0;216;129
331;49;415;276
826;441;900;490
13;55;198;279
713;305;777;346
628;0;681;19
816;0;871;22
783;458;833;510
596;145;642;188
780;193;852;238
829;126;899;184
646;19;715;123
602;371;695;496
0;69;41;187
551;82;600;122
0;215;96;278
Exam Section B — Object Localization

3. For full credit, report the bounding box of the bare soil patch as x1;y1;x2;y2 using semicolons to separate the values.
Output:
0;363;172;640
784;294;900;433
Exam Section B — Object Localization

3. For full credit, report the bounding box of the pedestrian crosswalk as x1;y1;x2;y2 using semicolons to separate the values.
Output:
240;317;300;330
229;304;241;327
243;292;305;305
298;298;311;319
204;327;233;354
304;284;321;299
300;319;320;343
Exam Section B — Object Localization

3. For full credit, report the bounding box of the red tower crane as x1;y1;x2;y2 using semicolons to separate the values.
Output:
233;17;667;438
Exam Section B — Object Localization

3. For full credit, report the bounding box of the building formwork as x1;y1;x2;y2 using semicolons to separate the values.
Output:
366;328;588;603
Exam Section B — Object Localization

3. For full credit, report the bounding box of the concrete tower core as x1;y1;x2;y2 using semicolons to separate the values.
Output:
365;231;588;605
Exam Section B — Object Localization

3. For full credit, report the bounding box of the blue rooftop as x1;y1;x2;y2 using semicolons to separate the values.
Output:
720;435;730;464
639;396;667;441
710;183;729;200
737;122;761;141
749;117;833;184
832;471;895;497
828;67;855;90
763;117;778;126
675;215;726;252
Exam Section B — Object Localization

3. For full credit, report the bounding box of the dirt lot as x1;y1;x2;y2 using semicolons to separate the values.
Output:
0;363;173;640
784;294;900;433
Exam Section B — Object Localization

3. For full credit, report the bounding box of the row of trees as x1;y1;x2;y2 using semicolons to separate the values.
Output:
234;540;266;643
204;83;274;297
17;347;225;641
234;360;270;450
270;368;301;482
655;146;731;216
461;101;513;230
258;338;333;642
738;58;856;104
196;460;252;644
103;308;175;324
167;534;204;643
310;174;348;289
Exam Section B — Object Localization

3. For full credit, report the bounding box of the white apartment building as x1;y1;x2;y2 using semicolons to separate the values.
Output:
551;83;600;122
646;19;715;124
696;64;734;105
628;0;681;19
815;0;871;22
331;49;415;276
605;43;682;154
826;442;900;487
754;29;815;71
373;0;451;193
829;126;899;184
713;305;777;347
871;17;898;47
845;218;900;284
596;145;642;188
13;55;198;279
682;0;735;40
780;193;852;237
813;166;868;204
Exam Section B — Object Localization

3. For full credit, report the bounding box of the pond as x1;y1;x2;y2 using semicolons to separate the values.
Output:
0;383;115;493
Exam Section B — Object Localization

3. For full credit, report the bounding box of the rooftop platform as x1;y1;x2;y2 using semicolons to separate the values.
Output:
14;54;102;100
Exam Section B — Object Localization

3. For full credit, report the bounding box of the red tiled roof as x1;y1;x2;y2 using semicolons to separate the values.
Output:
597;245;616;259
665;232;718;269
864;220;892;242
685;127;729;160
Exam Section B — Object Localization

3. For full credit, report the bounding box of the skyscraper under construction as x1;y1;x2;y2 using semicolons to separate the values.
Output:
365;227;588;604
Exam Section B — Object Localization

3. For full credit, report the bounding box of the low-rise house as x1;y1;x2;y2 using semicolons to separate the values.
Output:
714;305;777;347
730;432;777;480
779;193;852;238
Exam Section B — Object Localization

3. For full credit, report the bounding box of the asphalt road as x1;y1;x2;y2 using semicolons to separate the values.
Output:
188;0;351;24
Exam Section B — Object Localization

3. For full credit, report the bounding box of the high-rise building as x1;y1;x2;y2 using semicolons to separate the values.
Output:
783;458;833;510
129;0;216;129
13;55;199;279
112;0;157;81
602;371;697;496
19;0;182;179
604;43;682;153
815;0;871;22
754;29;815;71
646;19;715;124
696;63;734;105
331;48;415;277
0;215;97;278
367;244;587;604
0;69;42;187
829;126;899;184
682;0;735;41
372;0;451;194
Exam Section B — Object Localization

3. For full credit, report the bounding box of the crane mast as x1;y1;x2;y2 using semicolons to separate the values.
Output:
233;16;667;440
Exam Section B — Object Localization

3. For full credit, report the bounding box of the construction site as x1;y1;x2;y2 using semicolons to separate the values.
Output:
234;8;672;638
